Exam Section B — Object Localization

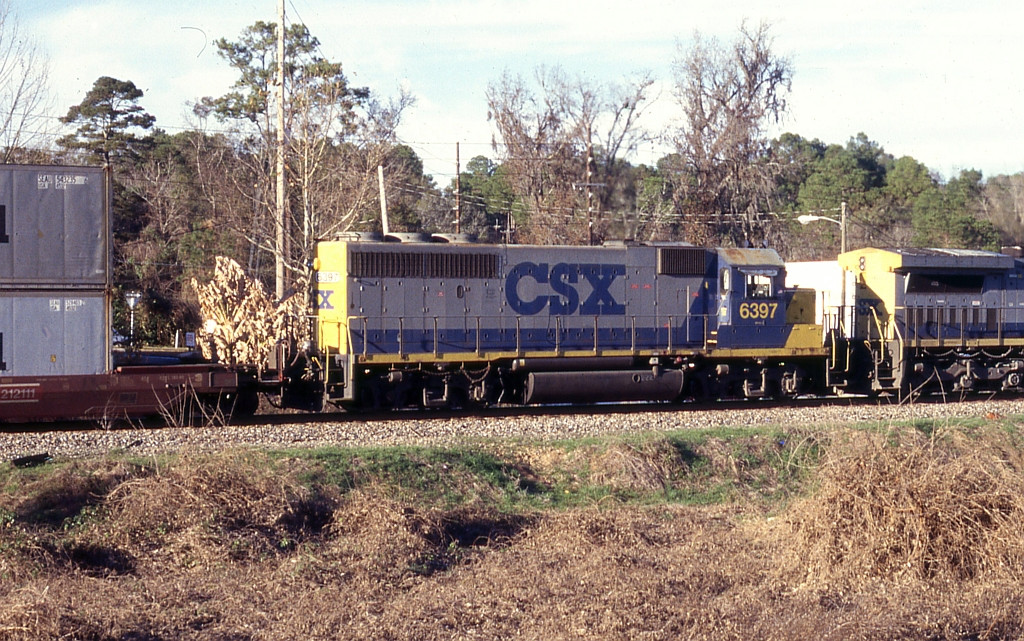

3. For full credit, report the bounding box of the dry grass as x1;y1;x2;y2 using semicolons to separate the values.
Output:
2;423;1024;640
776;427;1024;589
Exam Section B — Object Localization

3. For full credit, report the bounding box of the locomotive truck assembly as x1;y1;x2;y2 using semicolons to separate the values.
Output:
3;163;1024;424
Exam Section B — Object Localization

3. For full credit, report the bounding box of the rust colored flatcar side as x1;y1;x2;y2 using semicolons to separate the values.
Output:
0;364;255;423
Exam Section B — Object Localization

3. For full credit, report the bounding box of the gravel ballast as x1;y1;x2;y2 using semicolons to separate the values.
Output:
2;397;1022;463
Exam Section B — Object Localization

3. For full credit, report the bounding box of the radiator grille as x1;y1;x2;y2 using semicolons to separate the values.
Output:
350;251;500;279
657;247;708;275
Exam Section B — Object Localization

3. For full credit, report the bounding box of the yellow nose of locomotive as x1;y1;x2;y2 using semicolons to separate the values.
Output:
315;241;349;354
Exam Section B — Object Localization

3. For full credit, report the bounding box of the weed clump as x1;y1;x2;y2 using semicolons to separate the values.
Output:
778;427;1024;589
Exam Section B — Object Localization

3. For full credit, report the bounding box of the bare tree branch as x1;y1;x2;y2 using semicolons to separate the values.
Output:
670;21;792;246
0;0;54;162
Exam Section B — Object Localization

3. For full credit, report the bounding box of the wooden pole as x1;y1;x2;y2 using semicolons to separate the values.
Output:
455;142;461;234
275;0;286;300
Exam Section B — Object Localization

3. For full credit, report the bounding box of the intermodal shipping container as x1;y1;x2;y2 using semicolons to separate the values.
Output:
0;290;109;377
0;165;109;288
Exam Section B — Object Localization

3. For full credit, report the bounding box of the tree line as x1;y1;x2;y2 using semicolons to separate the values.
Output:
3;4;1024;345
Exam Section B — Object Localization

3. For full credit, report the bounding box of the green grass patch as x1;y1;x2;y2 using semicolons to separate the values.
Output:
266;424;824;512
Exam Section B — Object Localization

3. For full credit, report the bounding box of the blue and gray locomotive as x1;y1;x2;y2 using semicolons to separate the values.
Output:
312;235;828;410
830;247;1024;397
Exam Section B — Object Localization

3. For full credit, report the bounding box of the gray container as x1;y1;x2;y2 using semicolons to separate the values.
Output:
0;165;109;288
0;290;110;377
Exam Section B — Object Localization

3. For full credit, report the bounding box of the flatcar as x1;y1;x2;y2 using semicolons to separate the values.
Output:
0;165;258;423
309;235;828;411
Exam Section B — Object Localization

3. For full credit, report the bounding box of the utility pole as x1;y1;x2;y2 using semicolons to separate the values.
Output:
455;142;461;234
586;141;594;245
378;165;390;235
840;200;847;254
274;0;287;300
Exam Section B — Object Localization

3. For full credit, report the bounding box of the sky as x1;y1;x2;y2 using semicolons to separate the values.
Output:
17;0;1024;183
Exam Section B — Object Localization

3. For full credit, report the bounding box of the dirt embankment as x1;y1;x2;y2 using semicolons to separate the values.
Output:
2;422;1024;640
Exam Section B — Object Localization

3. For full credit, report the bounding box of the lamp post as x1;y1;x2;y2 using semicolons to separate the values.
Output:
797;201;847;254
125;291;142;348
797;202;849;332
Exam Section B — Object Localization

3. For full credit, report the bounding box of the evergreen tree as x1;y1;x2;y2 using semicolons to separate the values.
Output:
57;76;155;167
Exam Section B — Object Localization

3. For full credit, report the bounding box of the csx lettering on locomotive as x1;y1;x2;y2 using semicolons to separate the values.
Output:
505;262;626;316
317;289;335;310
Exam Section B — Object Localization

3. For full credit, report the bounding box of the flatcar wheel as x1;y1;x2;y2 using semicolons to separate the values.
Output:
231;390;260;418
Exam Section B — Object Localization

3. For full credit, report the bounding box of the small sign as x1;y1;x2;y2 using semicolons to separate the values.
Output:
0;383;41;403
55;174;88;189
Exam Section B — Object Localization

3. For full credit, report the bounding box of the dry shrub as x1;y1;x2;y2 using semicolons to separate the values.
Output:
325;487;434;580
100;451;335;564
777;426;1024;590
588;440;678;491
362;504;768;641
0;459;139;583
10;459;136;526
324;488;533;587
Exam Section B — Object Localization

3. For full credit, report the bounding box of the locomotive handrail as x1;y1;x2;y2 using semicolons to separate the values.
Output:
868;305;885;342
896;304;1005;347
342;313;717;358
890;310;904;355
318;319;348;355
868;305;889;366
362;316;369;357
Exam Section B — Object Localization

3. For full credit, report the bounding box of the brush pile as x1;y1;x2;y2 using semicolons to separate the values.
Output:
777;427;1024;590
191;256;303;368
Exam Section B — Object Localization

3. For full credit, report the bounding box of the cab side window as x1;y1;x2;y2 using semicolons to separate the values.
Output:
745;274;772;299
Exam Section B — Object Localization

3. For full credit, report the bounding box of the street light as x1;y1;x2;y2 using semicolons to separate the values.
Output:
125;290;142;348
797;201;848;254
797;202;850;333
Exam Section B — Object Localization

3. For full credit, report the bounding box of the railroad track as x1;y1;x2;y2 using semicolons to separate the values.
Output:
3;394;1023;466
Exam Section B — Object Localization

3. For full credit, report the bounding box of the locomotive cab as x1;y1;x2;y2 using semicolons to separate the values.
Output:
713;248;820;352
